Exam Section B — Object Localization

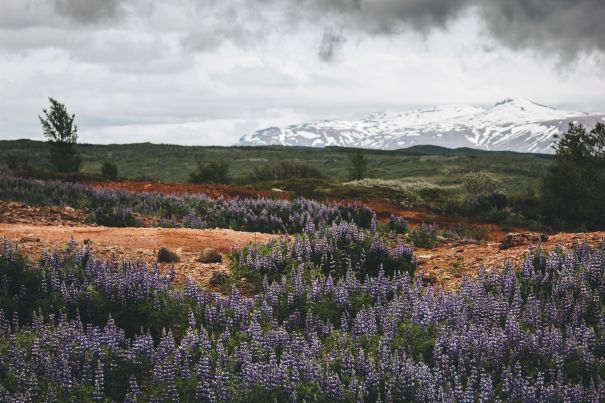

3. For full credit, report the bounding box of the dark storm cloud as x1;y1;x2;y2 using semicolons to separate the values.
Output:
303;0;605;58
318;28;346;62
477;0;605;56
52;0;122;23
1;0;605;60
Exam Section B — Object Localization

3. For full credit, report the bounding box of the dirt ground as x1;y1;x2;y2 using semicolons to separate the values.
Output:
0;224;280;287
2;183;603;289
0;201;89;226
2;219;602;289
416;231;605;287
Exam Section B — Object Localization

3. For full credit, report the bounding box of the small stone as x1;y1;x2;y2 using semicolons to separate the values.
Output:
422;272;438;286
499;232;549;250
209;271;229;287
198;248;222;263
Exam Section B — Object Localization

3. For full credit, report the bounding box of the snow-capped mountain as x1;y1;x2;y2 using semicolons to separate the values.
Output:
238;99;605;153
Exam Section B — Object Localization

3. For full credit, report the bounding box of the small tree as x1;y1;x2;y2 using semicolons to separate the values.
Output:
39;97;81;173
348;150;368;180
101;161;118;180
541;122;605;229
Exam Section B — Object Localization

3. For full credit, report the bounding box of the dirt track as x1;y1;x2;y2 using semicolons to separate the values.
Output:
0;224;280;286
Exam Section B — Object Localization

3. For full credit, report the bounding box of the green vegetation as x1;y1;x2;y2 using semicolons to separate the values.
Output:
247;161;322;181
188;160;230;184
410;223;438;248
347;149;369;180
101;161;118;180
38;97;81;173
462;170;501;196
541;122;605;230
0;140;551;192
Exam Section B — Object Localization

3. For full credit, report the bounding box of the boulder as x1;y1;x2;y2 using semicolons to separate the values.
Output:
198;248;222;263
158;247;180;263
499;232;549;250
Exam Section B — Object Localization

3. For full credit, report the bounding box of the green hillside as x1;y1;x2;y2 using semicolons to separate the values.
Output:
0;139;551;192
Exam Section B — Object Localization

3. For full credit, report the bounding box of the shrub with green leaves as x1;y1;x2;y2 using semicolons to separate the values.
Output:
188;160;230;184
410;223;438;248
463;170;501;196
91;206;139;227
101;161;118;180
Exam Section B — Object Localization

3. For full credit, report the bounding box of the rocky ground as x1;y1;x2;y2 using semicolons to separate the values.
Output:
2;196;603;290
0;224;279;290
415;231;605;288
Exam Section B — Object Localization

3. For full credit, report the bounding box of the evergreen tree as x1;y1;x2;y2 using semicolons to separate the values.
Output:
39;97;81;173
541;122;605;230
347;150;368;180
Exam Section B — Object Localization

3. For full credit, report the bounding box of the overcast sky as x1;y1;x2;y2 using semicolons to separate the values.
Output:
1;0;604;146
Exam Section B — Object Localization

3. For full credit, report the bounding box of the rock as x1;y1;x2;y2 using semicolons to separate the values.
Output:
416;255;432;264
209;271;229;287
198;248;222;263
499;232;549;250
422;272;438;286
158;247;180;263
19;236;40;243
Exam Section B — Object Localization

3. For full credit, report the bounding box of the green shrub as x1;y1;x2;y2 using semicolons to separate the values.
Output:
101;161;118;180
5;154;31;172
463;170;501;196
444;224;489;241
188;160;230;184
347;149;368;180
91;206;139;227
410;223;438;248
541;123;605;230
248;161;322;181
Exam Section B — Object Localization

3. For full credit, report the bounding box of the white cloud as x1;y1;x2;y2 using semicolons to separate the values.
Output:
0;1;604;146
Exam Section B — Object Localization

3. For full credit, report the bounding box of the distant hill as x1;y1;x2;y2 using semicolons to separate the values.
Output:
239;98;605;153
0;140;551;191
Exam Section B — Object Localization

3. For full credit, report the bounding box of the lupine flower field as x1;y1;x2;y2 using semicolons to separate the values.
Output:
0;175;374;234
0;175;604;401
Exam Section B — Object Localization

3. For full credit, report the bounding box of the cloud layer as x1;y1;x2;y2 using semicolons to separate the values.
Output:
0;0;604;145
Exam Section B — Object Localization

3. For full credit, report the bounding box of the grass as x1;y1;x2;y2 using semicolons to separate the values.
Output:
0;140;551;193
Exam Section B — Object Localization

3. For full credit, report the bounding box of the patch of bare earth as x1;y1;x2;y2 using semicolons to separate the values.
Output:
0;201;89;226
416;231;605;288
0;224;280;288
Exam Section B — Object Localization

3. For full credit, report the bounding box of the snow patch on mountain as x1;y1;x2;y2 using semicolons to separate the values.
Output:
238;98;605;153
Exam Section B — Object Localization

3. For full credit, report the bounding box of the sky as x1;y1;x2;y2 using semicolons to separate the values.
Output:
1;0;604;146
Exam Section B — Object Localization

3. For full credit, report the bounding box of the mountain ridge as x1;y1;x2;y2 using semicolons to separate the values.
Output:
238;98;605;153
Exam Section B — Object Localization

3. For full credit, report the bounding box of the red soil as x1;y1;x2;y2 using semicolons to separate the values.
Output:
0;224;280;287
